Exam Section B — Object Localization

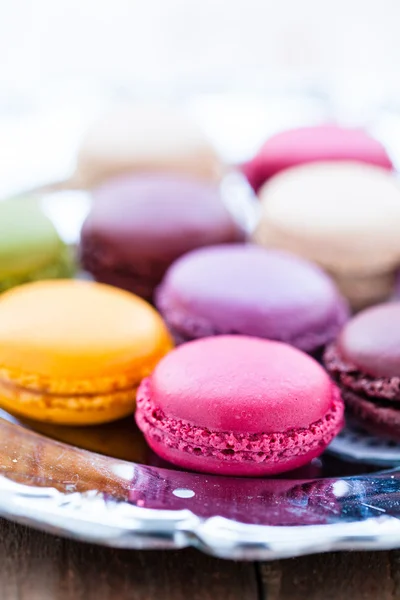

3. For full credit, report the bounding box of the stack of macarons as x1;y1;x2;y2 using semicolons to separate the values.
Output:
76;116;400;312
3;111;400;478
75;117;400;462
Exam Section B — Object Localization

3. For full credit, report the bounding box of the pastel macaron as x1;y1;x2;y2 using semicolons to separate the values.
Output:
0;280;172;425
74;103;223;188
80;174;244;301
324;303;400;441
243;124;393;192
253;162;400;309
0;196;74;293
156;244;349;353
135;336;344;476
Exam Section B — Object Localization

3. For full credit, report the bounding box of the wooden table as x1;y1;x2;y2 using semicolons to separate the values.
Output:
1;518;399;599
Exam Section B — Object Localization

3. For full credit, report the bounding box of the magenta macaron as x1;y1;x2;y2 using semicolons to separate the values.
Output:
243;124;393;192
135;336;344;476
324;302;400;441
156;244;349;353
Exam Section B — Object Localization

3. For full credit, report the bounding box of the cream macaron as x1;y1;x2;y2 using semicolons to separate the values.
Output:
253;162;400;309
74;103;224;187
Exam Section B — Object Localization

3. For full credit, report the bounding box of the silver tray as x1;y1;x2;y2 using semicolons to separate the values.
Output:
3;412;400;561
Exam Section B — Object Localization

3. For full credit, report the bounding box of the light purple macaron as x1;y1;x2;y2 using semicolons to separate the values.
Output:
155;244;349;353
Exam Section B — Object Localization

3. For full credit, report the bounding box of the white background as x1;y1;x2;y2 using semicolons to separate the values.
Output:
1;0;400;196
1;0;400;103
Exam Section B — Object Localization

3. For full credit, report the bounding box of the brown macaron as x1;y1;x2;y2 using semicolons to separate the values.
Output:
80;174;245;300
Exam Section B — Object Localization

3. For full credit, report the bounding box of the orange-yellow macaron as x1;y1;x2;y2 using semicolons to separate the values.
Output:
0;280;173;425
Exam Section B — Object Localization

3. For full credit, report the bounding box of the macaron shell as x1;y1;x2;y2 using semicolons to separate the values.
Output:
156;244;348;351
0;280;172;383
74;104;224;187
0;196;73;282
82;175;244;259
0;244;74;294
149;336;335;434
243;125;393;191
80;175;244;299
338;303;400;379
253;162;400;274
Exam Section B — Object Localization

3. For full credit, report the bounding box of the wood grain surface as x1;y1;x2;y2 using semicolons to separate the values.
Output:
2;517;400;600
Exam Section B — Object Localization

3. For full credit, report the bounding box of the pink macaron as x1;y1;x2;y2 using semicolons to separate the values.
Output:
243;124;393;192
135;336;344;476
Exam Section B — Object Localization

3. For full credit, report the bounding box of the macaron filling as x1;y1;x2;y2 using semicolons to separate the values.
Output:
0;376;141;425
136;378;344;465
341;388;400;439
325;343;400;440
0;280;173;426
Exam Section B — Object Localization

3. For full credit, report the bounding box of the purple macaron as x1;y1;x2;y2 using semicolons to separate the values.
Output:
80;174;244;300
324;302;400;441
155;244;349;353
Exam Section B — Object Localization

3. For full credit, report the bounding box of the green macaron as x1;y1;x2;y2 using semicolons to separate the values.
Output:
0;196;75;292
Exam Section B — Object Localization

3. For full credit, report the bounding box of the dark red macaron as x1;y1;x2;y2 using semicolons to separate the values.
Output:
324;302;400;440
80;174;244;300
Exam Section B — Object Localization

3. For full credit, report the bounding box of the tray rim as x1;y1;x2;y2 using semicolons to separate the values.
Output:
2;418;400;560
3;473;400;560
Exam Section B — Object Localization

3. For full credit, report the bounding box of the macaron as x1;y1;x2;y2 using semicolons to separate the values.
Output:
135;336;344;476
74;103;223;188
156;244;349;352
80;174;245;301
0;196;74;293
0;280;172;425
324;303;400;441
243;124;393;192
253;162;400;309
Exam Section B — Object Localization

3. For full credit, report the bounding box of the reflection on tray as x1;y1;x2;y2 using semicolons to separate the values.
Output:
0;409;379;480
1;413;400;529
0;409;148;464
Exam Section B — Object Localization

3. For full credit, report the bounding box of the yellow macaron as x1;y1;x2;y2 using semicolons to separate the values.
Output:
0;280;173;425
